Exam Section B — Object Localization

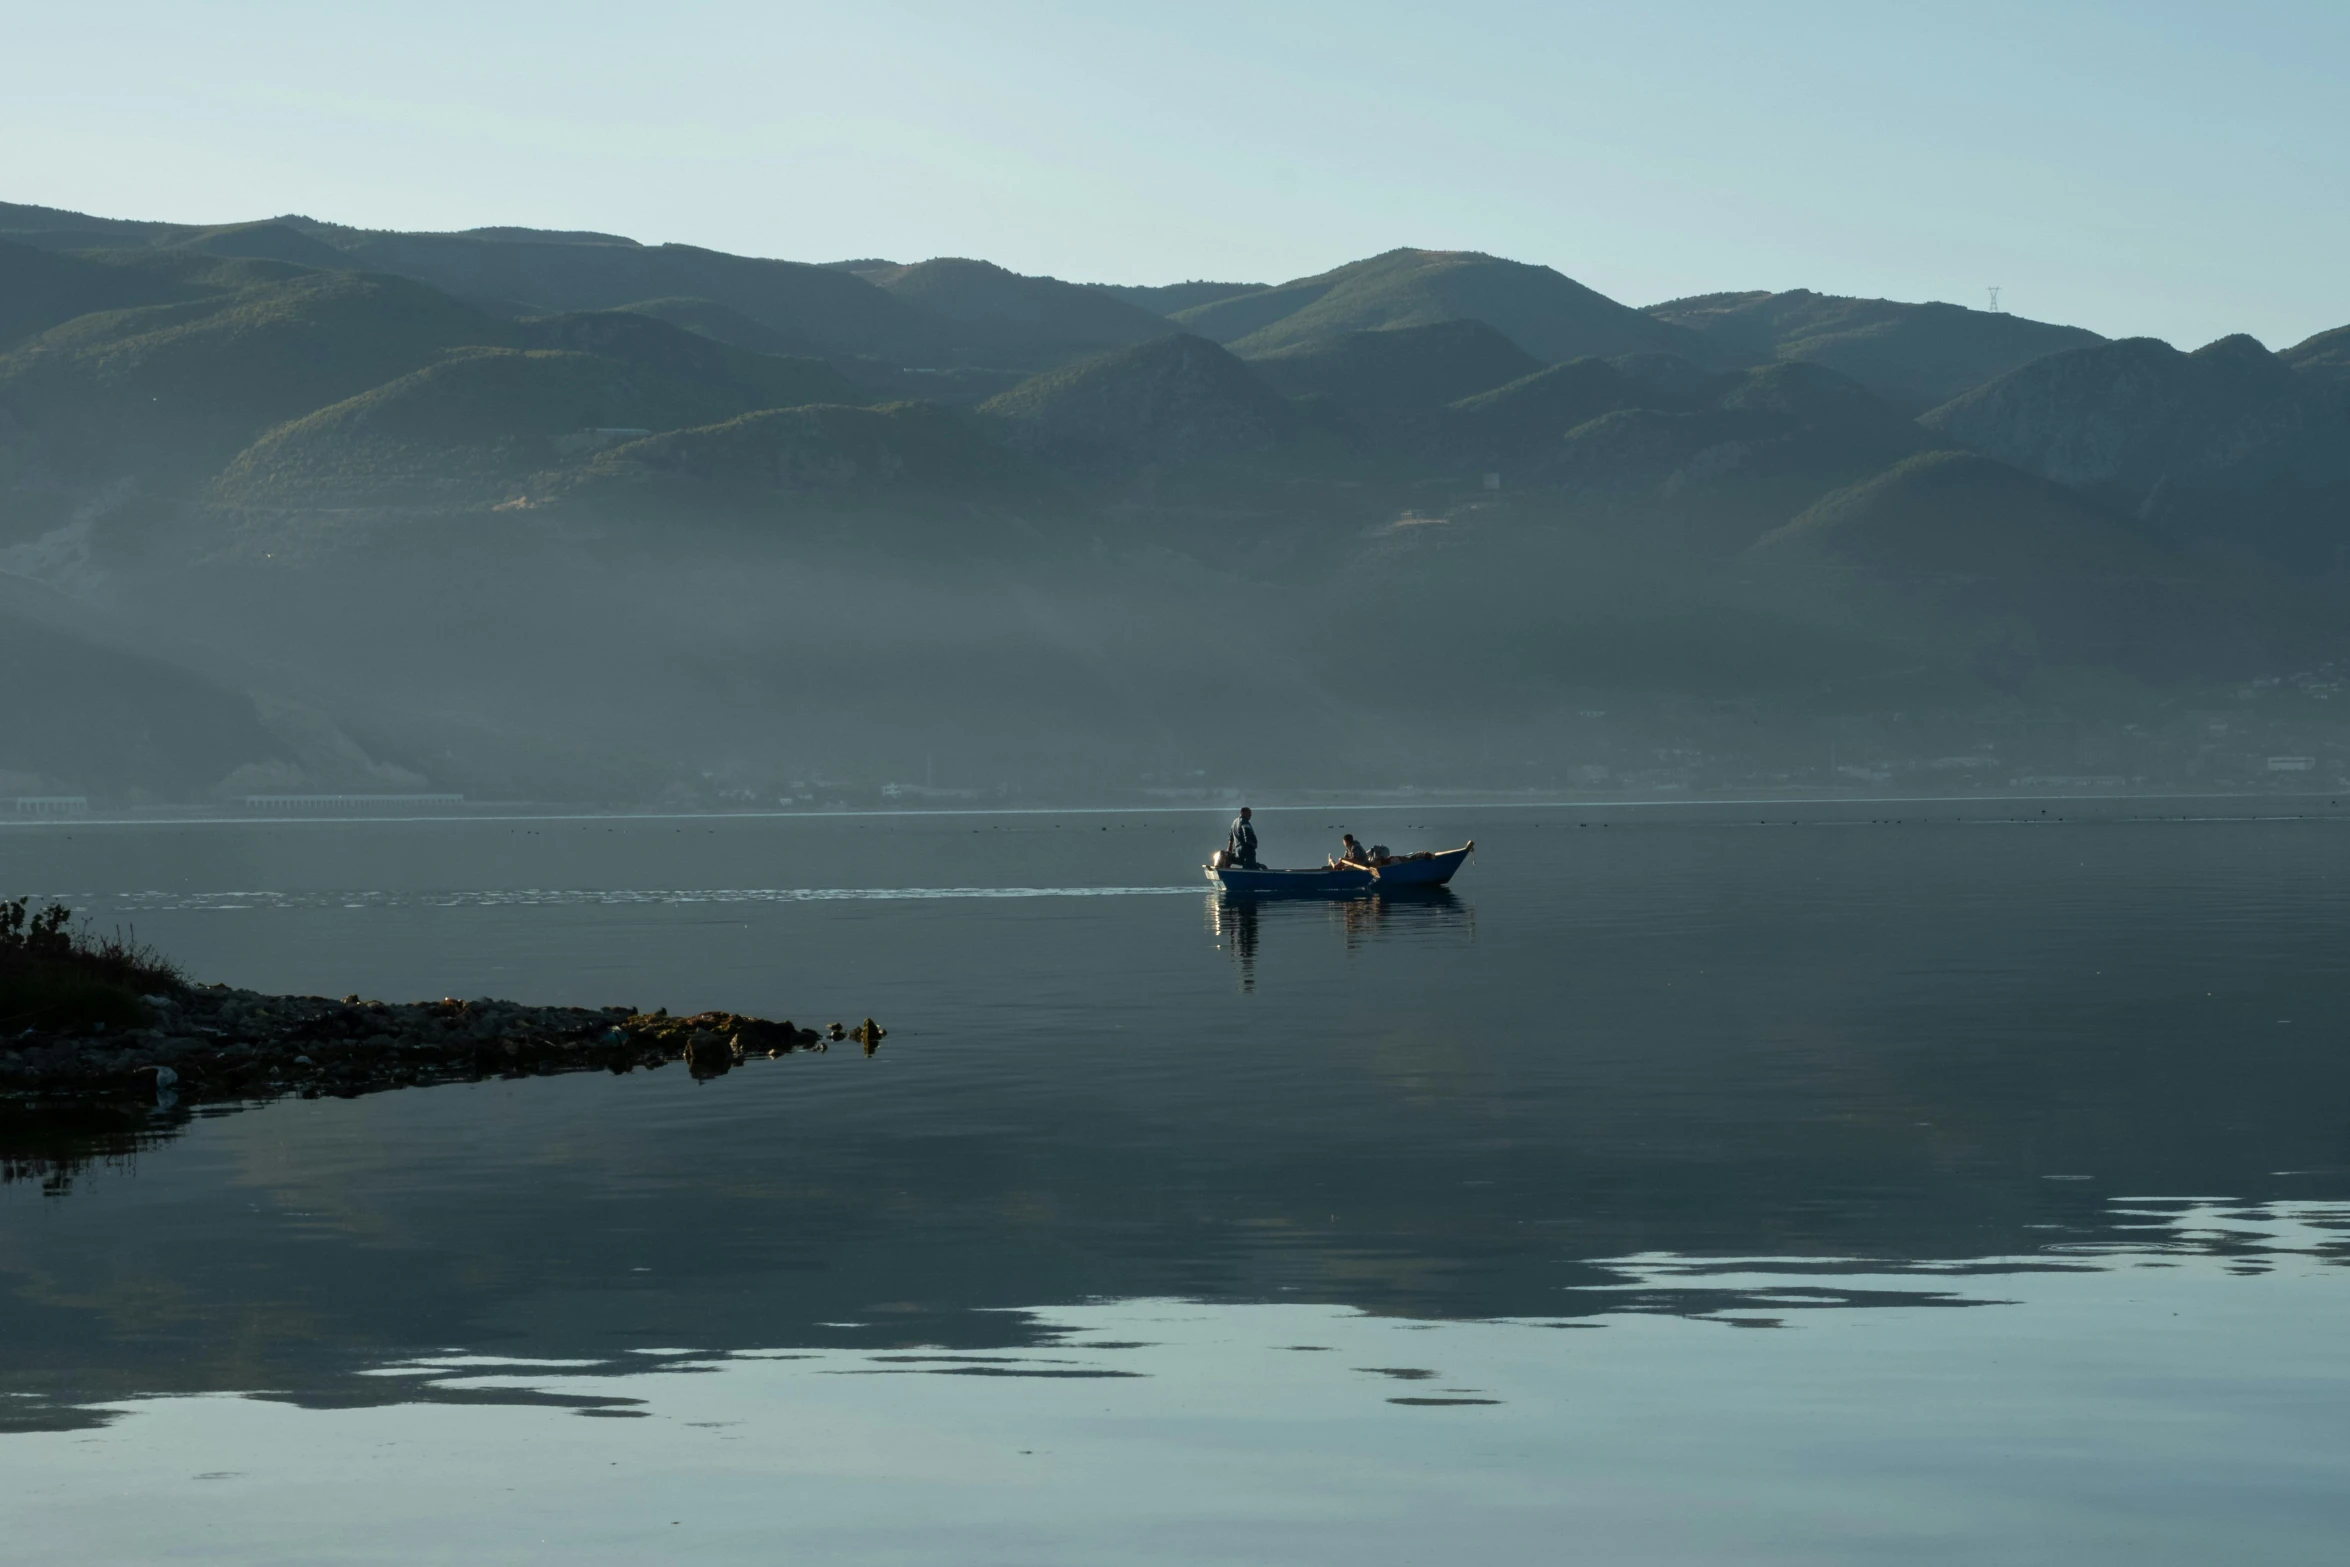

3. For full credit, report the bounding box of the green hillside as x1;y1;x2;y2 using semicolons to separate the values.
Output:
4;193;2345;804
1648;288;2102;411
0;199;187;250
617;296;821;358
979;333;1300;472
332;233;960;363
1167;253;1398;343
1718;358;1923;436
1764;449;2164;574
0;237;188;351
0;270;505;481
1435;356;1926;541
564;400;1034;501
167;220;352;269
1246;319;1540;428
1504;362;1929;554
215;343;843;508
1756;450;2315;683
1180;249;1710;364
1086;280;1266;315
865;259;1176;364
1921;333;2350;573
2283;323;2350;386
515;310;857;406
1436;357;1667;467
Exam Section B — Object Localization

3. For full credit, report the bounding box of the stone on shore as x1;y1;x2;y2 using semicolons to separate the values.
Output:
0;985;879;1111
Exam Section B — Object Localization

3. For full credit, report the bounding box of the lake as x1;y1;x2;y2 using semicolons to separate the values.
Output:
3;799;2347;1563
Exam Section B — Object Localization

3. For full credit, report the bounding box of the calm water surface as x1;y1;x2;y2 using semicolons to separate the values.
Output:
3;802;2347;1563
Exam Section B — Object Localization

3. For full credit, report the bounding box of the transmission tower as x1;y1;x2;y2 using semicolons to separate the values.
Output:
1986;286;2002;313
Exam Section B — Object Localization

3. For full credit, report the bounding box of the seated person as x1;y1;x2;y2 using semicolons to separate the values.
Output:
1336;832;1373;867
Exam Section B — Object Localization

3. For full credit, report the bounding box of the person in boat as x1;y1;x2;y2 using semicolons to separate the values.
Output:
1226;807;1262;869
1336;832;1374;867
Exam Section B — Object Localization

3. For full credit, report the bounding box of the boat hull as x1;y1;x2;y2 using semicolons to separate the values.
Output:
1205;864;1374;895
1369;844;1473;887
1204;843;1473;896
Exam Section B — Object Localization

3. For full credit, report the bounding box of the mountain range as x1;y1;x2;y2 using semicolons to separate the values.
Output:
2;197;2346;805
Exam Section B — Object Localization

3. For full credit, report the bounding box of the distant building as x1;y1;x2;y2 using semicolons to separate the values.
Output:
243;794;465;813
2267;756;2316;772
12;796;89;817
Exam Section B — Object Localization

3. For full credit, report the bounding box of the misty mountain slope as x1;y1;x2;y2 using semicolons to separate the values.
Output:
1245;320;1542;429
0;199;187;251
616;296;833;358
141;515;1360;799
1442;359;1933;550
0;238;199;352
2283;323;2350;387
1755;449;2319;683
863;259;1178;364
5;190;2345;804
212;345;856;509
1184;249;1711;364
0;270;506;484
614;296;1030;404
328;233;965;364
1921;333;2350;573
1436;357;1683;468
1086;280;1267;316
166;220;353;269
1717;358;1922;433
1319;505;1995;727
1765;449;2171;574
282;216;644;249
977;334;1301;473
513;310;859;406
0;576;288;797
552;402;1040;519
1162;255;1379;343
1648;288;2101;411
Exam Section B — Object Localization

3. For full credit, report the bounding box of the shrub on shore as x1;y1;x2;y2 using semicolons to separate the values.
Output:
0;900;183;1033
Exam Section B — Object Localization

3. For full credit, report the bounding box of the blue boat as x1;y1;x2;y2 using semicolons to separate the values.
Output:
1205;842;1473;896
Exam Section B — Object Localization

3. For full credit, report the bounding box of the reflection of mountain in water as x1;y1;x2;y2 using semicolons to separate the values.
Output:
5;817;2350;1433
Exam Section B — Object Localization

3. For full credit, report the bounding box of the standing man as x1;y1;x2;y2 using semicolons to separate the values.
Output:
1227;806;1262;869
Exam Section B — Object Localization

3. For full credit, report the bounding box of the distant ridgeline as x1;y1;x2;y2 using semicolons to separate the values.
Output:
2;197;2348;804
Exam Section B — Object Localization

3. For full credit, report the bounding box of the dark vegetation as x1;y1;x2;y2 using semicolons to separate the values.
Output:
1175;247;1704;362
0;899;182;1034
1249;319;1542;430
1648;288;2104;412
2;198;2348;803
0;897;884;1159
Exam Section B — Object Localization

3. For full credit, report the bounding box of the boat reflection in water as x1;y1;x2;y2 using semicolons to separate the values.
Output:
1206;887;1475;991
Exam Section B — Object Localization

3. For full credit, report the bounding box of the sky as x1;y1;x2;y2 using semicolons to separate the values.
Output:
5;0;2346;349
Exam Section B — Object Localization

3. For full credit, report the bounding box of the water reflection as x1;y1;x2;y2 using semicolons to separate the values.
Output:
6;807;2350;1555
10;1203;2348;1566
1206;889;1475;988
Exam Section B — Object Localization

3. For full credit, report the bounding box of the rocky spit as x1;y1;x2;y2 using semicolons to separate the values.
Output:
0;985;884;1111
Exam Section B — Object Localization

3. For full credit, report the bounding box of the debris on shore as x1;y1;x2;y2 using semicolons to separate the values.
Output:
0;898;881;1112
0;986;878;1111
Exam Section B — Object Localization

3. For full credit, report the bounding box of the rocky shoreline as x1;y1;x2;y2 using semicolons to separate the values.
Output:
0;984;882;1111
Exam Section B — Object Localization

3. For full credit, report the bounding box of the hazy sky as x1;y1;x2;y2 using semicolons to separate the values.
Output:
8;0;2346;349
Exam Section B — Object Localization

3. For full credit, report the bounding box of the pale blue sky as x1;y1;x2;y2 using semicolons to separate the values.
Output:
7;0;2345;349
